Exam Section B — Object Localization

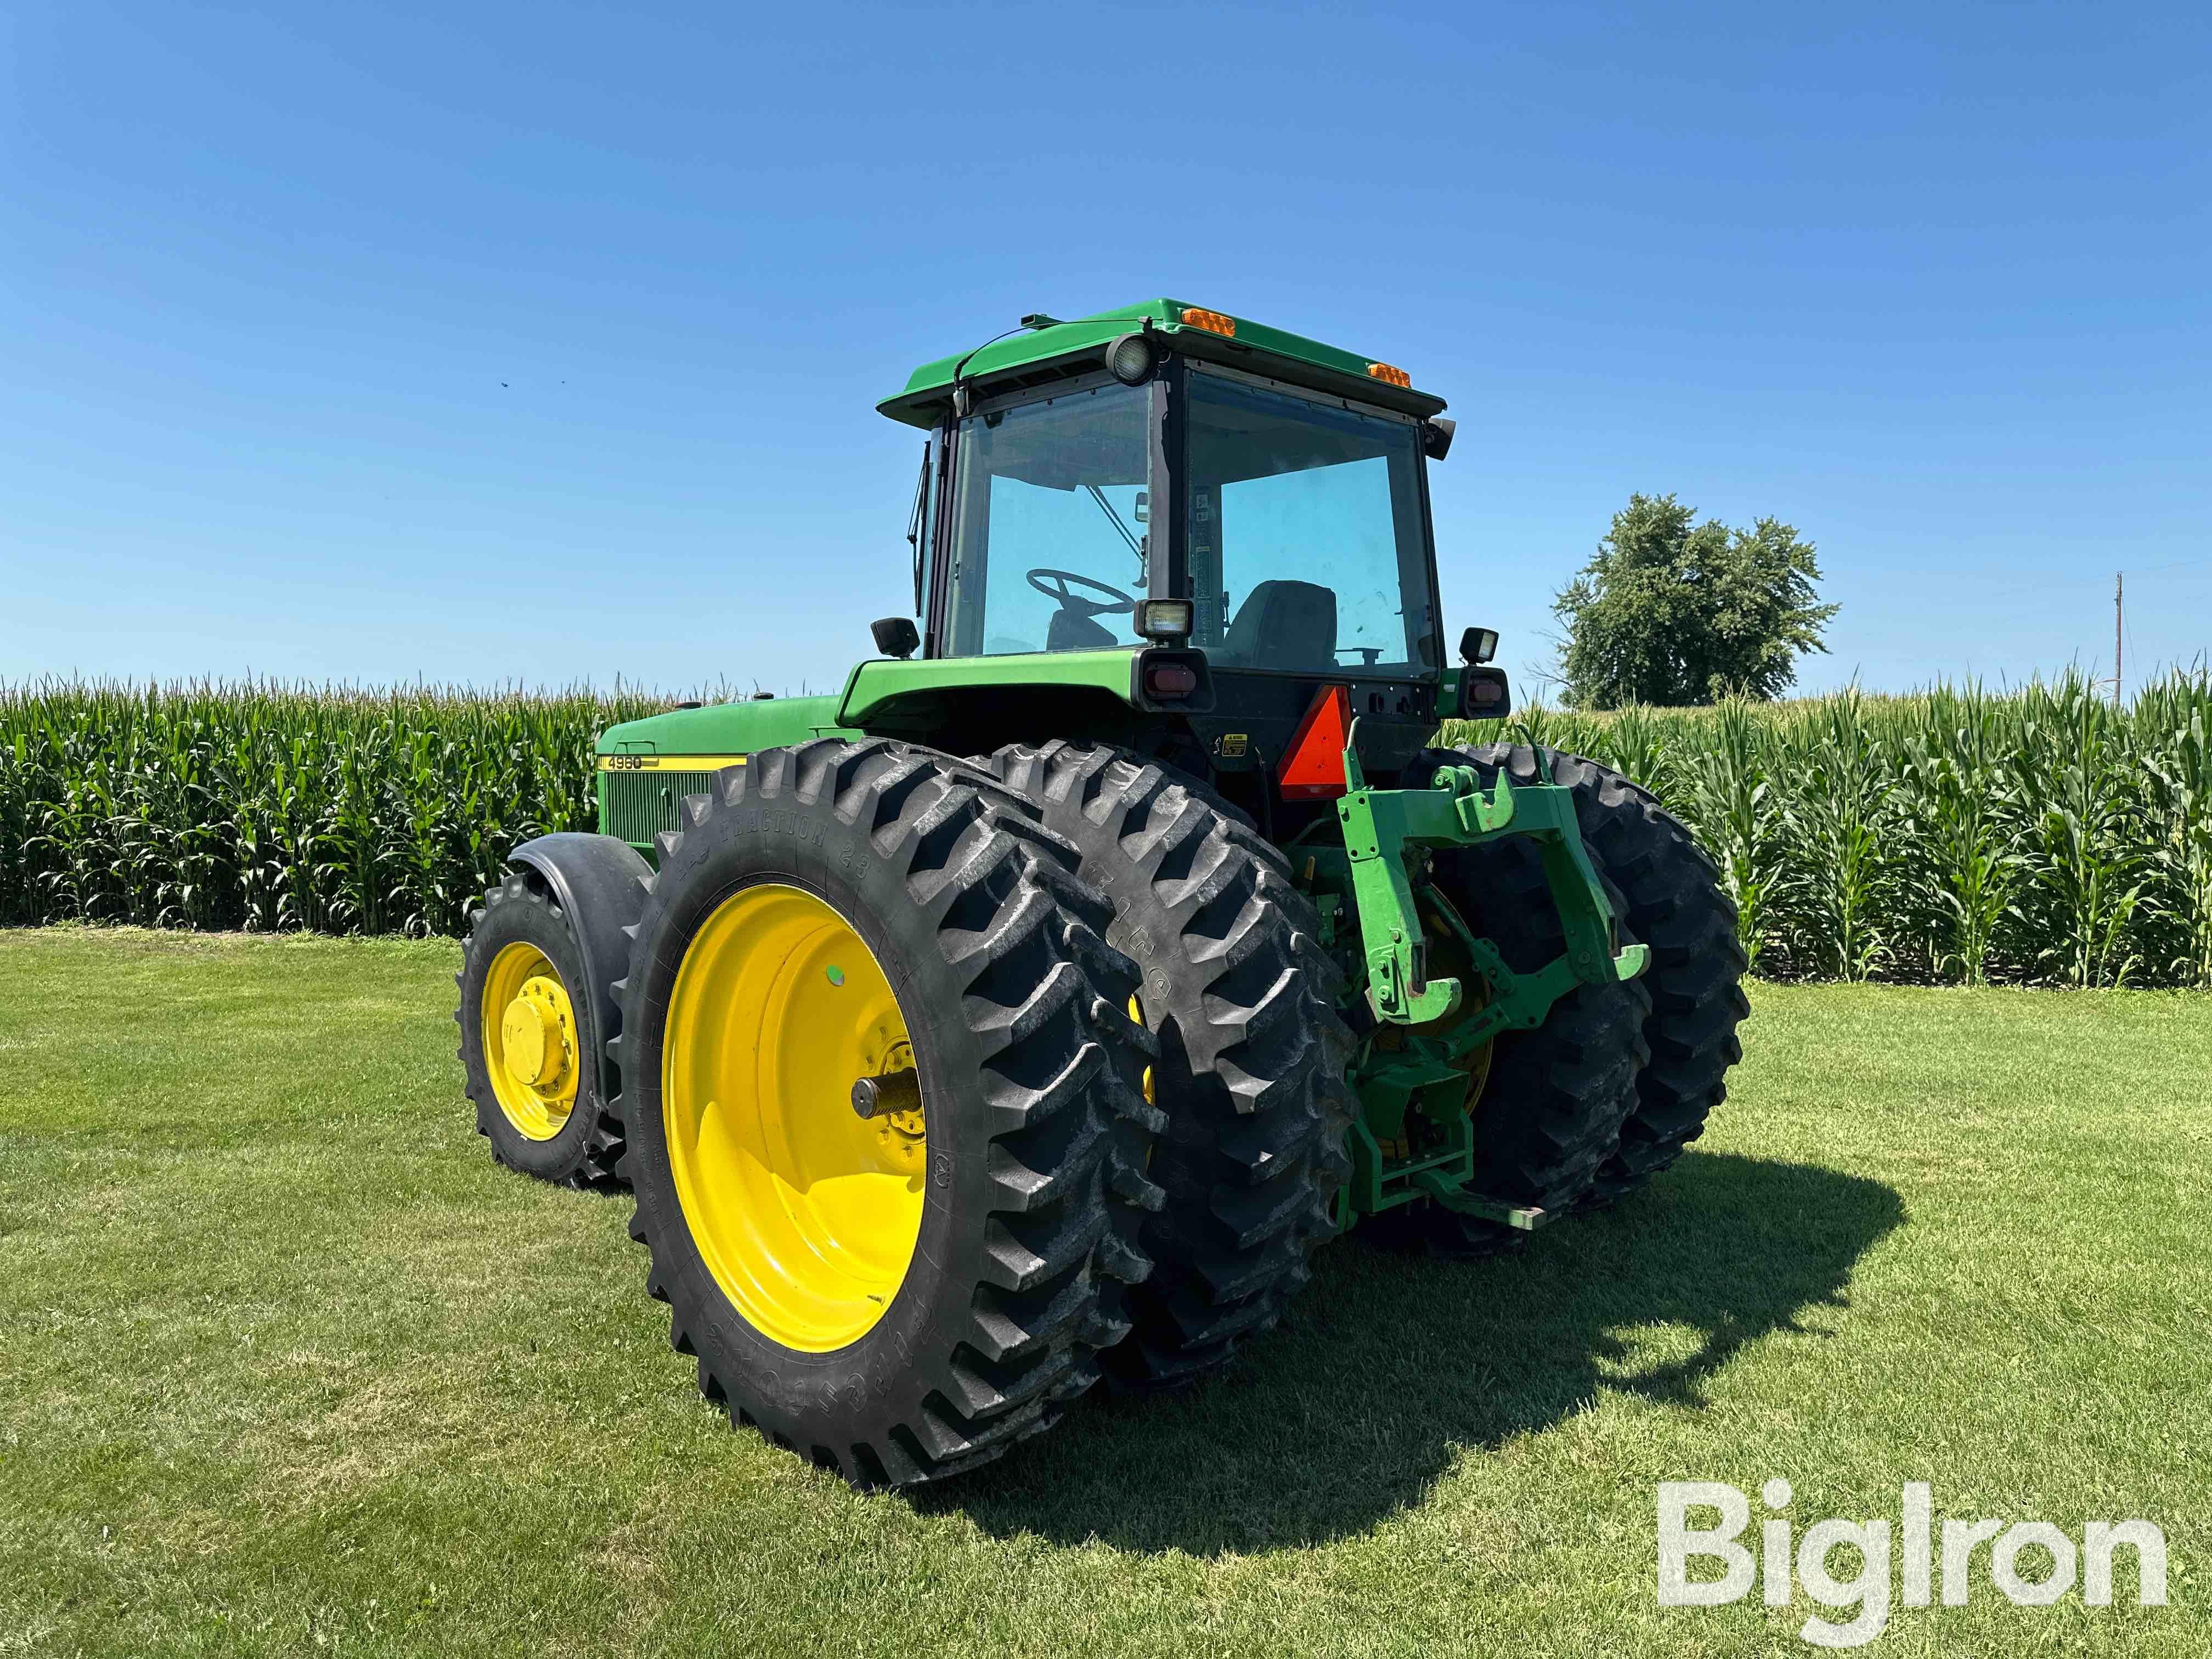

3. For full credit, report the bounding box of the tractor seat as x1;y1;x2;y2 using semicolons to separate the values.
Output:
1047;606;1120;652
1223;579;1337;670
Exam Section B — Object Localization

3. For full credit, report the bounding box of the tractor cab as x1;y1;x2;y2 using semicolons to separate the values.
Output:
877;301;1480;818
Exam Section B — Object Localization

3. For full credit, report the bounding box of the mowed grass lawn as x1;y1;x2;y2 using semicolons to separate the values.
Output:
2;930;2207;1657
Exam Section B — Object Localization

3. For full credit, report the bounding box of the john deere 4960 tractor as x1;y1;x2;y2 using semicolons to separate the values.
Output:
458;300;1750;1488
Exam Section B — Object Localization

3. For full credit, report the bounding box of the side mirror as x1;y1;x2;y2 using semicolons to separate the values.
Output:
871;616;920;659
1459;625;1498;665
1458;665;1511;720
1422;417;1455;461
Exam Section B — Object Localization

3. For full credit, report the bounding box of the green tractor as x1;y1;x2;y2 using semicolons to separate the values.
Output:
456;300;1750;1487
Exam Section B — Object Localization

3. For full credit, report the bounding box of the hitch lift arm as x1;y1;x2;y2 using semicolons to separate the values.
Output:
1319;732;1649;1232
1336;737;1647;1030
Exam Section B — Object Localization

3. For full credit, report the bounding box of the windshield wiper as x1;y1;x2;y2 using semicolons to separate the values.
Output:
1083;484;1146;578
905;443;932;613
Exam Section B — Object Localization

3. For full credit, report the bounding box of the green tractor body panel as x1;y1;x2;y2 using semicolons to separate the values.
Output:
836;647;1156;727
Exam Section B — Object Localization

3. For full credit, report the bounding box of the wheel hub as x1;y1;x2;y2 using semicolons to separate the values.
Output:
500;978;574;1091
479;943;580;1142
854;1036;924;1176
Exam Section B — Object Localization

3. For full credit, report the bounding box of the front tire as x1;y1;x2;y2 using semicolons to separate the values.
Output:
457;870;624;1188
614;739;1163;1487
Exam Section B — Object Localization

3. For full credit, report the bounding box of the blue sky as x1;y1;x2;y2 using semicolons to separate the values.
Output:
3;2;2207;698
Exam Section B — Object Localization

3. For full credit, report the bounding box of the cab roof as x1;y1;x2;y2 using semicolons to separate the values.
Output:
876;298;1448;430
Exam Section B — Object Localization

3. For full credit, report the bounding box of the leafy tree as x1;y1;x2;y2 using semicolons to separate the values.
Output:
1552;494;1837;708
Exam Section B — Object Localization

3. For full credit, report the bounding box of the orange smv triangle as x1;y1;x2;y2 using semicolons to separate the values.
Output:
1278;685;1353;800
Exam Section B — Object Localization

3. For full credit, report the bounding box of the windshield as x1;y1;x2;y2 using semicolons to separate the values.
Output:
1184;367;1434;674
941;380;1152;657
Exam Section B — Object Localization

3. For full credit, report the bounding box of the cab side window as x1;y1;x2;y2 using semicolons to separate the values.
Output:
943;382;1153;657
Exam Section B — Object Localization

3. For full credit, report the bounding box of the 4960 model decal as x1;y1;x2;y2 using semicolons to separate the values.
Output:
595;753;750;772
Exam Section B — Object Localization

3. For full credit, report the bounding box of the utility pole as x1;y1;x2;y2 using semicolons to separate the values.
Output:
2114;571;2124;709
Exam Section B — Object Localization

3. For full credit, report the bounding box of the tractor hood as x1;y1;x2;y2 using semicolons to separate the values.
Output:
593;648;1209;767
597;695;855;763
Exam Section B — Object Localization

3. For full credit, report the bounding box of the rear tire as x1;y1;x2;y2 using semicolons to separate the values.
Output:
614;738;1163;1487
1454;744;1749;1203
983;742;1353;1391
456;870;624;1189
1367;751;1652;1257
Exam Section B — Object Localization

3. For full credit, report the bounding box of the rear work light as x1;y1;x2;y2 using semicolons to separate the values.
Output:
1134;597;1194;642
1143;661;1200;700
1367;362;1412;388
1180;307;1237;337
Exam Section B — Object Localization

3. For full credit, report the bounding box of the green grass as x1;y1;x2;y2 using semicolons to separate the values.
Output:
2;929;2206;1656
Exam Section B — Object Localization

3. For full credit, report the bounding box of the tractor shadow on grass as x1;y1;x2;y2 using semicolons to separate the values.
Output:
916;1149;1904;1556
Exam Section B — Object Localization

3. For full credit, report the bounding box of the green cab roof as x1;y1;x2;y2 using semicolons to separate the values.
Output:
876;298;1447;428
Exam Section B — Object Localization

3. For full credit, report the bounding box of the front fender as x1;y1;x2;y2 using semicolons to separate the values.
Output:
507;832;653;1102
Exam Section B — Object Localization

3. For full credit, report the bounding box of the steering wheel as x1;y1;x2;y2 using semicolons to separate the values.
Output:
1026;568;1135;618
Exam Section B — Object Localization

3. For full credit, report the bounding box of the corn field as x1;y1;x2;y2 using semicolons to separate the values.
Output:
0;681;669;939
5;673;2210;987
1443;670;2212;988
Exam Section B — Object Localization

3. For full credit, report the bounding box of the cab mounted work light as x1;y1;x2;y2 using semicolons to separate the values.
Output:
1105;331;1160;385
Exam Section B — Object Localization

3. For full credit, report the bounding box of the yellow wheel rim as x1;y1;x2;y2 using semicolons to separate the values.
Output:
1130;994;1154;1107
482;942;580;1141
663;883;925;1353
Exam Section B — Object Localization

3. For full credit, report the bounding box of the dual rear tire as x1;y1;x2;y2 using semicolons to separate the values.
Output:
1447;744;1751;1205
983;742;1353;1391
1375;742;1748;1256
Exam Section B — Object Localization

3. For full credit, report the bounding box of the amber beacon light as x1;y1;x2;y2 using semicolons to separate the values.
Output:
1180;307;1237;337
